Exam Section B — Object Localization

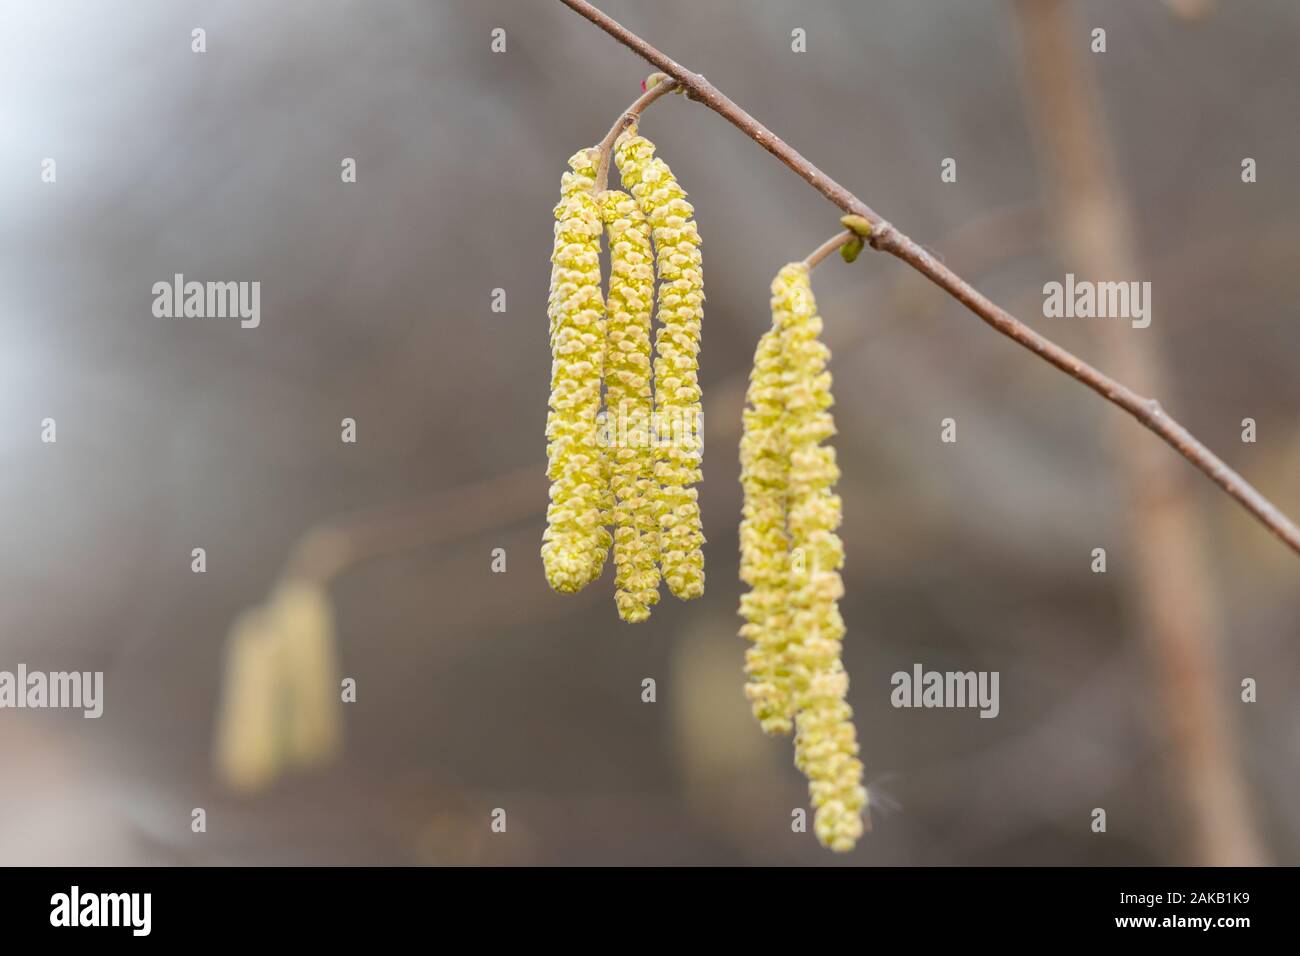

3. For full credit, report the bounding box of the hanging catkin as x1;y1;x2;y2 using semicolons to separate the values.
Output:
213;609;280;793
543;150;613;593
739;262;866;851
774;262;866;853
738;325;796;734
271;583;342;769
600;188;662;621
614;124;705;601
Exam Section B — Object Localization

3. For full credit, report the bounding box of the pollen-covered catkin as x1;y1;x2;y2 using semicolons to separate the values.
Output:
271;583;342;769
212;609;280;793
738;325;796;734
773;262;866;853
213;582;344;793
543;150;613;593
600;188;662;622
614;125;705;601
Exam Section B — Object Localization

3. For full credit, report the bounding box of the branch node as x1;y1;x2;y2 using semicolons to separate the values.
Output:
685;74;708;101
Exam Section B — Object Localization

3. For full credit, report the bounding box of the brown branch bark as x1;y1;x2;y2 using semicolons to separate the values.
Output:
555;0;1300;559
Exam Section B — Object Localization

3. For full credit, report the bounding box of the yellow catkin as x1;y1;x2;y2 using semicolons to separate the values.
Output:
213;609;280;794
774;262;866;853
270;583;342;769
600;188;662;622
614;125;705;600
738;325;796;734
543;150;613;592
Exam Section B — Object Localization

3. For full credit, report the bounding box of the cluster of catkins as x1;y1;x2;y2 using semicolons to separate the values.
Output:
213;582;342;793
543;88;865;853
739;262;867;852
543;119;705;622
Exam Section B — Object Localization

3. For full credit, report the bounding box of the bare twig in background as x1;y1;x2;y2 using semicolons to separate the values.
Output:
556;0;1300;558
1164;0;1217;21
283;465;540;586
1014;0;1263;866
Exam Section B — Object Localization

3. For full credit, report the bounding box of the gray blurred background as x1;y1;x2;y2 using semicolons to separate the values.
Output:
1;0;1297;865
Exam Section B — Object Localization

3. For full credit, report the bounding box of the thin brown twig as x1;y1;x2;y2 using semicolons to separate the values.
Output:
802;231;854;270
282;464;541;587
592;73;679;191
555;0;1300;558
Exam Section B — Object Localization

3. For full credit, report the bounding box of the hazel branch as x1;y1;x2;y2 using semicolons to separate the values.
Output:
556;0;1300;558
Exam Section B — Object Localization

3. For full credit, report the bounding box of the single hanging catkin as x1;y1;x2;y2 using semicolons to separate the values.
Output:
614;124;705;601
270;582;342;769
212;608;281;793
771;262;866;853
543;149;613;593
738;325;797;734
600;188;662;621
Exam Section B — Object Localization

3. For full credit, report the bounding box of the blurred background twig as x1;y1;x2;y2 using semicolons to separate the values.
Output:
1013;0;1262;866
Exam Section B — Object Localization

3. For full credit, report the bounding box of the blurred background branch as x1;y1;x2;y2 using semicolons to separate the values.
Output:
1013;0;1262;866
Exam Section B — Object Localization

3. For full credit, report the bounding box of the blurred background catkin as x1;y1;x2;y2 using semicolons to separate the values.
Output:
1;0;1297;865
